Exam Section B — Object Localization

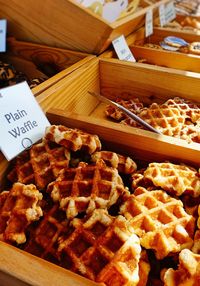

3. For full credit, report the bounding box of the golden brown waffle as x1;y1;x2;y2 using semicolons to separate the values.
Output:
162;249;200;285
143;162;200;197
164;97;200;124
45;125;101;154
137;103;186;136
24;204;69;264
7;139;71;190
105;98;143;121
0;183;43;244
120;187;195;259
91;151;137;174
179;123;200;143
137;250;150;286
58;209;141;285
48;159;129;219
131;169;156;191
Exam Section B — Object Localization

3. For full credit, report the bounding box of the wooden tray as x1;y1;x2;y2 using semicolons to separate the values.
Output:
0;0;171;54
0;108;200;285
1;38;94;96
102;26;200;73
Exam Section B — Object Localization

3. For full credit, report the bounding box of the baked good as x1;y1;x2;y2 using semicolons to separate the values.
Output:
162;249;200;285
189;42;200;55
105;98;143;121
0;182;43;244
91;151;137;174
58;209;142;285
120;187;195;259
45;125;101;154
143;162;200;197
47;159;129;219
7;139;71;190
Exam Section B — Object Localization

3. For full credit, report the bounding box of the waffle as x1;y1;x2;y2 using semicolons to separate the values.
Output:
7;139;71;190
131;169;156;191
47;159;129;219
164;97;200;124
137;103;186;136
45;125;101;154
143;162;200;197
91;151;137;174
162;249;200;285
0;182;43;244
120;187;195;259
179;123;200;143
137;250;150;286
105;98;143;121
58;209;142;286
24;204;69;264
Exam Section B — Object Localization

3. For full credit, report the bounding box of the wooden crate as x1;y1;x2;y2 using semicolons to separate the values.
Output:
0;0;171;54
1;38;94;96
0;108;200;285
154;14;200;35
35;57;200;160
101;26;200;73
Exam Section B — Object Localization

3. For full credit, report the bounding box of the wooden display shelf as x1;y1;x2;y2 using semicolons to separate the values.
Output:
0;0;171;54
102;27;200;73
1;38;94;96
0;108;200;285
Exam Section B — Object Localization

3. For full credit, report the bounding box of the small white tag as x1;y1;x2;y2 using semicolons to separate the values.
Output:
112;35;136;62
145;9;153;37
165;1;176;24
0;82;50;160
0;19;7;52
159;4;166;27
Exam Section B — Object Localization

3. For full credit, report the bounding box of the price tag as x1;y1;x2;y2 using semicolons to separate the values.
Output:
159;4;166;27
165;1;176;24
0;82;50;160
145;9;153;37
0;19;7;52
112;35;136;62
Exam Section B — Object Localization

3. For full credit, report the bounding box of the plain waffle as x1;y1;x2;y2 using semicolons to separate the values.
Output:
105;98;143;121
45;125;101;154
120;187;195;259
0;182;43;244
137;103;186;136
164;97;200;124
48;159;129;219
143;162;200;197
162;249;200;286
91;151;137;174
24;204;69;264
58;209;141;286
7;139;71;190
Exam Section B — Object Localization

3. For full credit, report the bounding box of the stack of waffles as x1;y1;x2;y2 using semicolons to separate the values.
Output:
1;124;200;285
105;97;200;144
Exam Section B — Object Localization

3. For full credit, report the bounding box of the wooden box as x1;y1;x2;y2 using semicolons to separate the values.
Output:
102;26;200;73
1;38;94;97
0;0;171;54
36;57;200;159
0;107;200;285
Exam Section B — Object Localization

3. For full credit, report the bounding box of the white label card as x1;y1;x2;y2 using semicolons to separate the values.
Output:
159;4;166;27
165;1;176;24
0;82;50;160
0;19;7;52
112;35;136;62
145;9;153;37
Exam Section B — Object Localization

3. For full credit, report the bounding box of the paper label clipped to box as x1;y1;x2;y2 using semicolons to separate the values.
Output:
0;82;50;160
0;19;7;52
112;35;136;62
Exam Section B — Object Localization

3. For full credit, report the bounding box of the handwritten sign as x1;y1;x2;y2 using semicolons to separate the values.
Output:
0;82;50;160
